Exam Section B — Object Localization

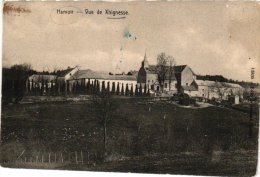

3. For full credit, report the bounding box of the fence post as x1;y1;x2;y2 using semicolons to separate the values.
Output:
49;153;51;164
75;151;78;164
61;153;64;163
41;155;44;163
55;153;57;163
81;151;83;164
87;151;89;165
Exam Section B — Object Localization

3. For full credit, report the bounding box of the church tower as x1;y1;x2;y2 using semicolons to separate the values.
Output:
141;51;149;68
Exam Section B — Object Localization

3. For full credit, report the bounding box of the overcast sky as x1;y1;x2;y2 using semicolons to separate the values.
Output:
3;1;260;82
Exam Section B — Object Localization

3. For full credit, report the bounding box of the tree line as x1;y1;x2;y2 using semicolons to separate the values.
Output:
27;79;151;97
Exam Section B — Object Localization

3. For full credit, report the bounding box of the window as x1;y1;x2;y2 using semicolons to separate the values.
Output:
148;80;150;83
186;83;188;86
165;83;167;88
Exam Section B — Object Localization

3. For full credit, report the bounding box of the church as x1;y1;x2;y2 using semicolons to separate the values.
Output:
137;53;196;95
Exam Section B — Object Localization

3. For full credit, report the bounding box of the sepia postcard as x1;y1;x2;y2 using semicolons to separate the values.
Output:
1;1;260;176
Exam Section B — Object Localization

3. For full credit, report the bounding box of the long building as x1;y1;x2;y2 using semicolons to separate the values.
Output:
27;54;244;100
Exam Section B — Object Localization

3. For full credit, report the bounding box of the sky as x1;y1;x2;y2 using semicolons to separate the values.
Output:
3;1;260;82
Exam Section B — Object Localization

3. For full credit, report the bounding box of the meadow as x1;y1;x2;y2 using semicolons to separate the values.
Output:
1;97;258;176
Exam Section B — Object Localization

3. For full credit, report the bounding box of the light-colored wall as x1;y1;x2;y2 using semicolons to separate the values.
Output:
86;79;137;93
163;80;177;91
64;67;79;80
197;85;209;98
181;66;195;86
146;74;157;85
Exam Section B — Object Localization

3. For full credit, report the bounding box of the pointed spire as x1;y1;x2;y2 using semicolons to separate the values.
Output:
142;49;149;68
144;48;147;60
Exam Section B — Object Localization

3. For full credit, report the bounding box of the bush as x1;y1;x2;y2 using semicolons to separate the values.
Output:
178;93;195;106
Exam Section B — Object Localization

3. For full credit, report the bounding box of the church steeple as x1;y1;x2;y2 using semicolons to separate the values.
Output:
142;50;149;68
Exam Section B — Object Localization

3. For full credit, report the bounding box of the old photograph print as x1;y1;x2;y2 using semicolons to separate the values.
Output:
1;1;260;176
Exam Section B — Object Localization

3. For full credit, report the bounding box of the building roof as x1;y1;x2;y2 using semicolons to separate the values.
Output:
145;65;157;74
173;65;187;73
29;74;57;82
70;69;137;81
196;80;220;87
145;64;193;75
57;67;77;77
195;80;243;88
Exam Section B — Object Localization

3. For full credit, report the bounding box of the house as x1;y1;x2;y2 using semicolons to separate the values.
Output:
56;66;79;81
174;65;196;93
191;80;244;100
137;53;196;94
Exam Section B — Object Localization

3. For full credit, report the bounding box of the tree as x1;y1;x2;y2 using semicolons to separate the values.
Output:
135;84;138;96
107;82;110;93
93;80;97;93
101;81;106;93
139;83;143;96
168;56;176;91
144;83;147;95
41;79;45;95
91;92;119;157
156;53;168;91
156;52;175;92
86;79;91;94
130;84;134;96
56;79;60;95
125;84;129;96
50;81;54;96
90;81;94;94
111;82;116;95
2;63;36;103
116;82;120;95
121;83;125;95
96;80;100;94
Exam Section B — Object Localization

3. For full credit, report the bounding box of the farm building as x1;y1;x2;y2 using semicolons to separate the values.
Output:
190;80;244;100
69;69;137;94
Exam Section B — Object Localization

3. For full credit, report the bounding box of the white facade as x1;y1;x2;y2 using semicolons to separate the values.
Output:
87;78;137;93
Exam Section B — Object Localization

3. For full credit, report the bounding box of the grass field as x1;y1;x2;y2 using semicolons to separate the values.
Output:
1;97;259;176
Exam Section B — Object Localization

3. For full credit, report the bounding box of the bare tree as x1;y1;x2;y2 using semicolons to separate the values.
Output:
168;56;176;91
91;92;119;157
156;53;176;92
156;53;168;91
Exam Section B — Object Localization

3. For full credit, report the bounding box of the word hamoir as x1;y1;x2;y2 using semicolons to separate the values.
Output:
56;8;129;16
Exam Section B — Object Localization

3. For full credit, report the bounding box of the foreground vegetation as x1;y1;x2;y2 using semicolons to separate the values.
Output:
1;97;258;176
